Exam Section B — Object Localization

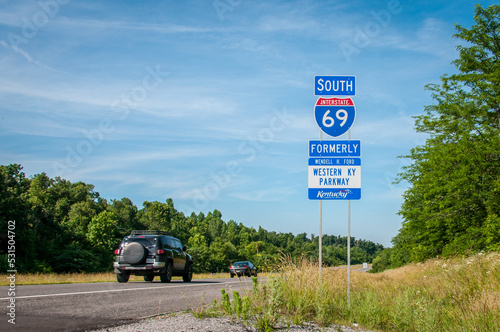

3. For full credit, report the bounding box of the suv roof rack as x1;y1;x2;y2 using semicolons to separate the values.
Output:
130;230;169;236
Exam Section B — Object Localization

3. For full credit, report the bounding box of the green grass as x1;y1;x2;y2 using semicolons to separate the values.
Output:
205;252;500;331
4;253;499;331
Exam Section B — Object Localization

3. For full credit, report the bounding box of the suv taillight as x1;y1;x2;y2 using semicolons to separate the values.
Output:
114;249;120;255
156;249;165;255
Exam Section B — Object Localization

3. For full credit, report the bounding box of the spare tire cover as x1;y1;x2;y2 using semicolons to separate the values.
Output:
123;242;147;264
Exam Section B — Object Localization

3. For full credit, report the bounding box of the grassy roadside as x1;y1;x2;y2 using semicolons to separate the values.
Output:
0;266;366;286
202;252;500;331
0;272;232;286
3;254;498;331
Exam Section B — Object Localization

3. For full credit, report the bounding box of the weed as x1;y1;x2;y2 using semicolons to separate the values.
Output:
220;289;232;316
233;291;243;319
242;296;251;320
252;276;259;291
192;297;221;319
255;313;277;332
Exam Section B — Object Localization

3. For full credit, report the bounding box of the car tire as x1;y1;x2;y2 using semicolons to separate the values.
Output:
122;242;147;264
144;274;154;282
230;274;234;278
117;272;130;283
246;269;251;277
160;262;173;283
183;263;193;282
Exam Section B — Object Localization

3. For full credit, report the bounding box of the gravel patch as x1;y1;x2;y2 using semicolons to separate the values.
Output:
90;312;372;332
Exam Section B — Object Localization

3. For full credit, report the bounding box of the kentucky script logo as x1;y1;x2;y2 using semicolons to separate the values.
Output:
316;189;351;199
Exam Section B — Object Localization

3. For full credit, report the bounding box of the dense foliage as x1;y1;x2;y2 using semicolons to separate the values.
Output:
372;5;500;272
0;164;383;273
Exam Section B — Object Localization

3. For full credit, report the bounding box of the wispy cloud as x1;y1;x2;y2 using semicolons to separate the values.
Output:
374;17;457;59
56;17;214;34
258;15;319;32
0;40;63;72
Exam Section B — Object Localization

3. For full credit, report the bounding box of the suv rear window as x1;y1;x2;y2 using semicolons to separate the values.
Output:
124;237;156;248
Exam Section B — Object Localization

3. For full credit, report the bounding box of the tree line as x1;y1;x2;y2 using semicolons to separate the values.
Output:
0;164;384;273
372;5;500;272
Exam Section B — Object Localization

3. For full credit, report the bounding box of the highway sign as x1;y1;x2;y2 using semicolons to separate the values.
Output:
308;157;361;200
309;140;361;157
314;97;356;137
315;75;355;96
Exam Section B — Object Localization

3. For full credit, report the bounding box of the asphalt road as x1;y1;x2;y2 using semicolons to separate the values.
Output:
0;276;258;332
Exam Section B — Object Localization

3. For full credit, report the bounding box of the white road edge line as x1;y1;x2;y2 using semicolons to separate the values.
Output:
0;280;247;301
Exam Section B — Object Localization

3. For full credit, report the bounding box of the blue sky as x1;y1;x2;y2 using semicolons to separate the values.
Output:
0;0;494;247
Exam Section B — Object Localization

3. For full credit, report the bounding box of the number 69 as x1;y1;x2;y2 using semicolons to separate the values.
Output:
322;109;348;128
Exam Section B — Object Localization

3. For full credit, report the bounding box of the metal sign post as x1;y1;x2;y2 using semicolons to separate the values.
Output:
319;198;322;282
347;129;351;308
319;130;323;284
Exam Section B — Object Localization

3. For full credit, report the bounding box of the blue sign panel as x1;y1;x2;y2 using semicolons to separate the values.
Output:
308;157;361;166
309;188;361;200
314;97;356;137
309;140;361;157
315;75;355;96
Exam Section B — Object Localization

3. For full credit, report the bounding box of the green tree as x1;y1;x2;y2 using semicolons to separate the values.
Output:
225;220;239;244
370;248;393;273
187;232;211;273
244;241;266;260
51;242;94;273
324;245;346;266
108;198;141;237
138;200;173;230
66;200;99;239
87;211;119;250
396;5;500;262
0;165;30;222
25;173;62;271
205;209;225;243
0;165;32;271
209;237;230;272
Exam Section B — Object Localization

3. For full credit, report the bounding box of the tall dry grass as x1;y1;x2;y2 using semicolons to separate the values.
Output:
0;272;230;286
214;252;500;331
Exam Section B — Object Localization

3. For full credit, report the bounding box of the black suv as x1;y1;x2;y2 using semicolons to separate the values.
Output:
113;230;193;283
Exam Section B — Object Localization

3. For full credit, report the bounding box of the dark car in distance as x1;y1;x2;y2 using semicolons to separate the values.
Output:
229;261;257;278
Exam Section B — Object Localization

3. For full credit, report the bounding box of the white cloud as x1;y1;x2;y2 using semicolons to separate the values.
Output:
258;15;319;32
0;40;63;72
56;17;214;34
384;17;457;59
